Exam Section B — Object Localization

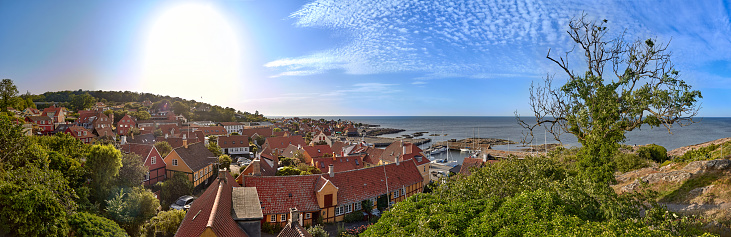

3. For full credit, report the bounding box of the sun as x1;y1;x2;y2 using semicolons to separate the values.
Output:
141;2;242;103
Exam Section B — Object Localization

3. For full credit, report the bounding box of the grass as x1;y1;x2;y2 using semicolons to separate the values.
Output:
659;172;724;203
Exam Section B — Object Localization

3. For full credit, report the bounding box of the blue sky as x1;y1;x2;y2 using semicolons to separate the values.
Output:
0;0;729;116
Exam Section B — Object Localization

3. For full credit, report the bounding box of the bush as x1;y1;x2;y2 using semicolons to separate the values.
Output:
306;224;328;237
68;212;128;237
262;222;283;234
344;211;364;223
637;144;668;163
613;153;649;173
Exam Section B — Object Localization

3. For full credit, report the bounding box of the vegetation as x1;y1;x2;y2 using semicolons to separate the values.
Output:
638;144;669;163
154;141;173;158
207;142;222;157
68;212;128;237
158;172;193;209
674;141;731;162
106;187;160;235
218;154;232;170
516;15;702;184
262;222;284;234
613;153;650;173
306;224;328;237
0;79;18;112
141;209;186;237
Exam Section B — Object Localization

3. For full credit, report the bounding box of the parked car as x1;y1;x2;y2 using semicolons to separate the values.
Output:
170;195;195;210
237;158;251;166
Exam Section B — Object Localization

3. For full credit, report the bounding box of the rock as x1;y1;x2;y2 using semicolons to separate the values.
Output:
620;180;643;193
689;185;715;198
703;220;731;236
682;159;731;175
642;170;692;184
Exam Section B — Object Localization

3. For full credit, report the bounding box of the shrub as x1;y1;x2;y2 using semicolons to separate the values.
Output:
637;144;668;163
613;153;649;173
306;224;328;237
68;212;128;237
262;222;283;234
344;211;364;223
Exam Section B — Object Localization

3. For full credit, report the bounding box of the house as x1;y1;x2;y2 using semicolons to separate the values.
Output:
175;172;259;237
217;135;250;157
196;126;228;137
238;155;278;177
280;144;304;159
459;157;499;176
157;131;205;149
302;145;333;163
42;105;67;124
309;132;332;146
22;108;41;116
241;127;273;140
164;140;217;189
116;114;137;135
121;144;167;186
218;122;244;135
24;116;54;133
276;208;312;237
241;161;424;225
65;125;95;144
261;136;306;157
126;133;155;145
311;156;365;173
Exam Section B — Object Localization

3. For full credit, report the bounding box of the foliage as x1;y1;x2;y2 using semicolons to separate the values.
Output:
345;224;371;236
87;144;123;204
306;224;328;237
106;187;160;236
68;212;128;237
218;154;232;170
674;142;731;162
207;142;222;157
516;15;702;184
159;172;193;209
0;114;32;171
140;209;186;237
276;166;304;176
362;156;712;236
344;211;364;223
0;79;18;112
116;153;149;189
153;129;163;137
69;93;96;111
314;140;328;146
262;222;284;234
280;157;297;167
376;194;388;211
613;153;650;173
638;144;669;163
362;199;373;213
0;166;77;236
154;141;173;158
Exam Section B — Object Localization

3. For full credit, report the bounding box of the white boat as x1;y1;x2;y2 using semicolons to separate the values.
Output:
460;148;471;152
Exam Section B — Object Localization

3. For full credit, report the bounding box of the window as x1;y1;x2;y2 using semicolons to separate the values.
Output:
354;202;361;211
194;173;198;181
145;171;150;181
172;159;178;166
270;215;276;222
151;156;156;165
335;206;343;216
345;204;352;214
281;214;286;222
305;213;311;219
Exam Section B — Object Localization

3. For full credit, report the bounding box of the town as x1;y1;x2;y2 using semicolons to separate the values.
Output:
2;85;497;237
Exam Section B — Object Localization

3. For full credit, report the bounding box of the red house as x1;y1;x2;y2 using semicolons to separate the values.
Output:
42;105;67;124
121;144;166;186
25;116;54;133
116;114;137;135
65;125;95;144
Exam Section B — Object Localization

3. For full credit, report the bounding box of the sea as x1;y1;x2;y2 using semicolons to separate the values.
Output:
307;116;731;165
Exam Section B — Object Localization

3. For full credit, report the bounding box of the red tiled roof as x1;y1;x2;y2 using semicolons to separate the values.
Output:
176;173;247;237
67;125;95;139
197;126;228;136
217;135;249;148
120;143;154;162
277;221;312;237
326;161;422;205
243;175;321;214
303;145;333;159
242;127;273;138
25;116;52;123
265;136;306;151
312;156;365;173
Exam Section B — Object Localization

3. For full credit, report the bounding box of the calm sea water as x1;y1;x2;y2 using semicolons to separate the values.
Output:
310;116;731;165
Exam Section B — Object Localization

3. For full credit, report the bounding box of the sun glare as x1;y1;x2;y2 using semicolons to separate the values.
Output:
142;2;241;104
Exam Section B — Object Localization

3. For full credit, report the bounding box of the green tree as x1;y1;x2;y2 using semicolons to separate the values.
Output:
106;187;160;236
207;141;222;157
68;212;129;237
218;154;232;170
69;92;96;111
275;166;302;176
637;144;668;163
0;79;18;112
115;153;149;189
154;141;173;158
0;166;77;236
159;172;193;209
516;15;702;184
140;209;186;237
172;101;189;116
132;111;151;121
153;129;163;137
0;114;32;171
279;157;296;167
87;144;123;204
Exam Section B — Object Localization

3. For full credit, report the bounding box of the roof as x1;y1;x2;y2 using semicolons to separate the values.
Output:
303;145;333;158
95;126;114;137
313;156;365;173
265;136;306;151
127;133;155;144
173;142;216;172
158;132;205;148
243;175;321;214
218;122;243;126
176;173;247;237
277;221;312;237
326;162;423;205
26;116;52;122
120;143;159;164
218;135;249;148
67;125;95;139
231;187;264;221
241;127;273;138
380;141;422;163
197;126;228;136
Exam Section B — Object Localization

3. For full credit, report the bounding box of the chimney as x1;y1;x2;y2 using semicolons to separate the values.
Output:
252;159;261;176
165;133;168;139
289;208;300;226
328;164;334;177
183;134;188;149
483;153;488;162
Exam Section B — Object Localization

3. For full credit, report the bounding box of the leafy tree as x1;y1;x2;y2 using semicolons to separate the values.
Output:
637;144;668;163
0;166;77;236
275;166;303;176
87;144;123;204
0;79;18;112
516;15;701;184
207;141;222;157
106;187;160;236
273;127;282;132
68;212;128;237
153;129;163;137
140;209;186;237
307;225;328;237
69;92;96;111
154;141;173;158
172;101;189;116
132;111;151;121
115;153;148;189
219;154;232;170
279;157;296;167
0;114;32;171
159;172;193;209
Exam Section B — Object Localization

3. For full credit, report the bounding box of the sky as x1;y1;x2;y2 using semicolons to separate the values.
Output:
0;0;729;116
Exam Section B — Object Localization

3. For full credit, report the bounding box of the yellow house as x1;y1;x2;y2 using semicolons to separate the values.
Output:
164;140;217;188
